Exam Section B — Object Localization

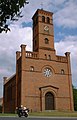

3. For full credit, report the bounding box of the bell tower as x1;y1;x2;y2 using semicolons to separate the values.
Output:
32;9;55;59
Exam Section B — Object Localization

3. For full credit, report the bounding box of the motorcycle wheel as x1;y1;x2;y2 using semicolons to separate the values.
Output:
18;113;21;117
18;115;21;117
25;113;28;117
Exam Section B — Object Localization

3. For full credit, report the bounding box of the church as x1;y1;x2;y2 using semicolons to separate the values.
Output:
3;9;74;113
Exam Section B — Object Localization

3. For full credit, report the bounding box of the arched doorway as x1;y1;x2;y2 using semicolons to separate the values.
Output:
45;92;54;110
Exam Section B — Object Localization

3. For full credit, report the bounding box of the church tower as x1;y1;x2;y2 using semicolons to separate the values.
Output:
32;9;55;59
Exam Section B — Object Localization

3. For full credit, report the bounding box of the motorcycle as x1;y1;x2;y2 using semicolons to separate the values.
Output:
16;107;29;117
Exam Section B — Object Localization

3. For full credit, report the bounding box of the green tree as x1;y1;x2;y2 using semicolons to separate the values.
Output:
0;0;29;33
0;105;2;113
73;85;77;111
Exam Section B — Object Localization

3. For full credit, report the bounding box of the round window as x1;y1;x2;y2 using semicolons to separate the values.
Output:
43;68;52;77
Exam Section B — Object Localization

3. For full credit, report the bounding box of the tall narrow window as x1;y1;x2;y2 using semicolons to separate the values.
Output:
30;66;34;72
45;38;49;44
42;16;45;22
61;69;65;74
47;17;50;23
45;54;47;59
49;55;51;60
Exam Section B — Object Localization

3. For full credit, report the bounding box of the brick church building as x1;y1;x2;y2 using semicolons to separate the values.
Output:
3;9;74;113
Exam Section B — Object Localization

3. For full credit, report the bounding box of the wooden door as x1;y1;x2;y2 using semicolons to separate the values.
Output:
45;92;54;110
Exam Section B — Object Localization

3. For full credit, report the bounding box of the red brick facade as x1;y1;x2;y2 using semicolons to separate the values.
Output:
3;75;16;113
3;9;74;113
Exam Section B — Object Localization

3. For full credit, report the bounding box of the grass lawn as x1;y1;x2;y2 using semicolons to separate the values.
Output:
0;111;77;117
0;113;17;116
30;111;77;117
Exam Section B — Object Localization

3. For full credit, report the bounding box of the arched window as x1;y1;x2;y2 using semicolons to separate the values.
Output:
42;16;45;22
30;66;34;72
49;55;51;60
47;17;50;23
45;54;47;59
45;38;49;44
61;69;65;74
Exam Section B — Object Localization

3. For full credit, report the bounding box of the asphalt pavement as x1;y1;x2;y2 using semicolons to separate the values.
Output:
0;116;77;120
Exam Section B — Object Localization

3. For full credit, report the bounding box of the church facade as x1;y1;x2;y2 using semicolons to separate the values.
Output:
3;9;74;113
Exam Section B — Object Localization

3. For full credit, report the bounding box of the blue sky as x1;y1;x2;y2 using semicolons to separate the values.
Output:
0;0;77;97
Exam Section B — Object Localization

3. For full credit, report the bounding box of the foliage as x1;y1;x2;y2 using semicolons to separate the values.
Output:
0;0;29;33
0;105;2;113
73;85;77;111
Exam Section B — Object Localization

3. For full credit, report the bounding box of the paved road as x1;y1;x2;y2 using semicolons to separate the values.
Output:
0;116;77;120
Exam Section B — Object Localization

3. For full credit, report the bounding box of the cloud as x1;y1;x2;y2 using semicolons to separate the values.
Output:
10;0;52;26
0;25;32;97
8;0;77;29
10;0;77;30
54;0;77;28
0;25;32;70
55;35;77;87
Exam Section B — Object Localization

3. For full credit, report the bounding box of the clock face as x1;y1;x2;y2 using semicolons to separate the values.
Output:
43;68;52;77
44;25;49;32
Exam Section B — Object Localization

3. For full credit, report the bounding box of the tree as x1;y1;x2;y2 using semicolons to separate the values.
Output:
0;0;29;33
0;105;2;113
73;85;77;111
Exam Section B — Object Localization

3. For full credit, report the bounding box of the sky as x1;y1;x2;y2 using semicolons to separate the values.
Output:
0;0;77;97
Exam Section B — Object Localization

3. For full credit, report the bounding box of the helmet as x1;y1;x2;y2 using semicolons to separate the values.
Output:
21;105;23;108
24;107;26;110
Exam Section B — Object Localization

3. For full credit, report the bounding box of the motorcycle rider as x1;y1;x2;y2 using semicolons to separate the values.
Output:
16;105;29;117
